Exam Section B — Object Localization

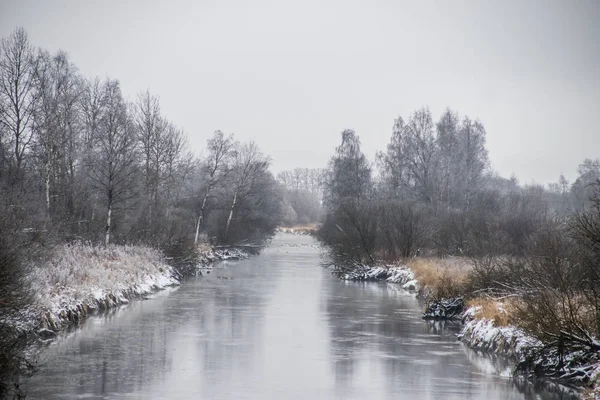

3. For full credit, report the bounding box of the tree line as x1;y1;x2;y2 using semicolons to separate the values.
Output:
0;27;288;395
320;106;599;265
319;107;600;383
0;27;283;251
277;167;325;226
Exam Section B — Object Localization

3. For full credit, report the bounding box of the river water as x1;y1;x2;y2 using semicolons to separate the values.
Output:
25;234;574;399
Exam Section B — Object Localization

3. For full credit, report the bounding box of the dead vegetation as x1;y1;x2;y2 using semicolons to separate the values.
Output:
465;297;519;327
406;257;471;299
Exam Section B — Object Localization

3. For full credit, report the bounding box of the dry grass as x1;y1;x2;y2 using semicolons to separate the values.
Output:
406;257;471;299
466;297;521;327
30;244;173;297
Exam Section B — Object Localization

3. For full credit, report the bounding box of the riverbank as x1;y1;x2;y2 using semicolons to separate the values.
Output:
2;243;251;341
275;224;319;236
0;241;254;398
338;259;600;398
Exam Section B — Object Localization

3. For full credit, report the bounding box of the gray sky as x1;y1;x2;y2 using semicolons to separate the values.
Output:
1;0;599;185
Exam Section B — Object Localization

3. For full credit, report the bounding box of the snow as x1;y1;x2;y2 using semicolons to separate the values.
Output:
459;305;600;393
459;313;542;358
342;264;416;288
459;306;542;357
3;243;253;336
275;227;317;235
26;244;181;331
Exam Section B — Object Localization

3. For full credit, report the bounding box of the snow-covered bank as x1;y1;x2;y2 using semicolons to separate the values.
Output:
331;260;600;396
459;305;600;398
275;225;318;236
341;264;418;290
32;244;179;333
5;243;252;338
459;307;541;359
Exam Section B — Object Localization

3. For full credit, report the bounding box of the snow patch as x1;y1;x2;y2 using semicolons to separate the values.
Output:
342;264;416;288
459;314;542;358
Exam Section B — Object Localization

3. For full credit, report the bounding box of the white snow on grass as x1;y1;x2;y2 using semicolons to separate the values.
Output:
30;244;179;331
459;307;542;358
24;243;254;333
343;264;417;288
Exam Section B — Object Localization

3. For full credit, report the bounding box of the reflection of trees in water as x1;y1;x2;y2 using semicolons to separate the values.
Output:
323;279;574;399
192;263;276;382
26;294;176;397
324;280;428;389
461;346;581;400
25;257;278;399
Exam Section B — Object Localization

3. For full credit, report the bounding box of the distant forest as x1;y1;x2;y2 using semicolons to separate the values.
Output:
319;108;599;262
2;26;599;264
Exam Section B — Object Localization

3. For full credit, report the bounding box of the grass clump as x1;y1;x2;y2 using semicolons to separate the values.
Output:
407;257;471;299
466;297;520;327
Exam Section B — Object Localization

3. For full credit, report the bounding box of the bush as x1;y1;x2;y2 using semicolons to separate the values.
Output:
0;203;41;398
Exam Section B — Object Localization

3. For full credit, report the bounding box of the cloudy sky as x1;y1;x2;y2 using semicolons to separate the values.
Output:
1;0;598;184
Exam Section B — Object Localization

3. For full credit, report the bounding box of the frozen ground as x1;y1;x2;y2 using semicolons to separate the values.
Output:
342;264;418;290
459;306;542;358
460;305;600;397
3;243;251;337
32;244;180;332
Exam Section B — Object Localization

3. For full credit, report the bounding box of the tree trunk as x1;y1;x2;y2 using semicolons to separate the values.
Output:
194;215;202;245
194;191;210;245
224;190;238;242
105;205;112;246
45;161;51;216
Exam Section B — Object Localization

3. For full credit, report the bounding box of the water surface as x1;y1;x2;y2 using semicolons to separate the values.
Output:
26;234;574;399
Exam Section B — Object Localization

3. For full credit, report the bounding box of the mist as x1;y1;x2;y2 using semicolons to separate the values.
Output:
1;0;598;184
1;2;600;398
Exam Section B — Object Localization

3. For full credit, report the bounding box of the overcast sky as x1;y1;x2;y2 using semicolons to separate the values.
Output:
1;0;598;184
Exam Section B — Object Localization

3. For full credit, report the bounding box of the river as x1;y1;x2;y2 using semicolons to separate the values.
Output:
25;234;575;399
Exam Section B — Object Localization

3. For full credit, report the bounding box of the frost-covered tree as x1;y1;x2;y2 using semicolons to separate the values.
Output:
89;80;139;246
223;141;270;242
326;129;372;205
33;49;82;218
0;27;39;183
195;130;235;243
457;117;488;210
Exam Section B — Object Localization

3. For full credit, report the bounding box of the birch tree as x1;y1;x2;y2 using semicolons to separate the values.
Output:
135;90;165;220
377;116;409;197
195;130;234;244
33;49;81;217
0;27;39;183
90;80;138;246
223;141;269;242
436;109;460;210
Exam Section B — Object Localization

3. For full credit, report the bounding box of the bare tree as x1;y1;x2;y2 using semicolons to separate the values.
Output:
223;141;269;242
458;117;488;210
33;49;81;218
135;90;166;221
436;109;460;210
89;80;138;246
195;130;235;244
0;27;39;183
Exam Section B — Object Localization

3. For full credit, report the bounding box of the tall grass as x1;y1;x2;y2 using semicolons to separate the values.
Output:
406;257;471;299
30;244;173;305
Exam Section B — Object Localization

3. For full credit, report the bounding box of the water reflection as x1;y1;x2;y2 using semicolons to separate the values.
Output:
25;235;575;399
